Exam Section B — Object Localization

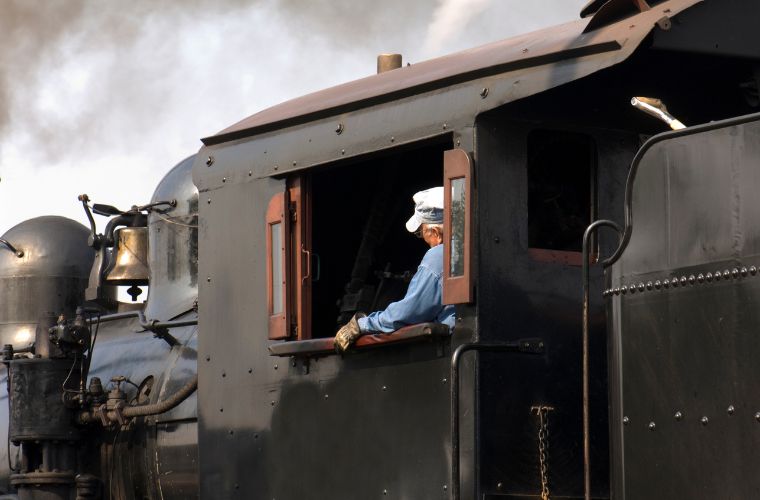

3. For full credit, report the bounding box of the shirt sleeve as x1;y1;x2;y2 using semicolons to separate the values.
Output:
357;261;443;333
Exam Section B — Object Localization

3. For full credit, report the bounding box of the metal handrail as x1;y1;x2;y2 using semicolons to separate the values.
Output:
450;339;544;499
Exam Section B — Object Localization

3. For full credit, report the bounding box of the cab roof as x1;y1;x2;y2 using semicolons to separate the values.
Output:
203;0;701;146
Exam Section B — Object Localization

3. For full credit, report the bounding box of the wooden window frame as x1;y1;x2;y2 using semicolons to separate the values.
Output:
266;191;290;340
443;148;473;304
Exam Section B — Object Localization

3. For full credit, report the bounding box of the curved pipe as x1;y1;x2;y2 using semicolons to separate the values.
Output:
78;375;198;424
0;239;23;258
122;374;197;418
581;220;622;500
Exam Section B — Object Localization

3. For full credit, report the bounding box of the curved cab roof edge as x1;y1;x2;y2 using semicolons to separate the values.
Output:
203;0;701;147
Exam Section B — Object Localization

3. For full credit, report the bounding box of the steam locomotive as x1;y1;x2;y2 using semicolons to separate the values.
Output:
1;0;759;498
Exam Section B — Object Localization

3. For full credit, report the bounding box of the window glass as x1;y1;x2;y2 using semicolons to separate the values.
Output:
270;222;283;315
450;177;466;277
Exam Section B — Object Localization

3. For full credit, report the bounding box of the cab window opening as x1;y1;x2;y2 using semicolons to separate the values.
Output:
527;129;597;264
309;142;448;339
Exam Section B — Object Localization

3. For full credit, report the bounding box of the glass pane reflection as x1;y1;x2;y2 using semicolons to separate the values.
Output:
271;222;283;315
450;178;465;277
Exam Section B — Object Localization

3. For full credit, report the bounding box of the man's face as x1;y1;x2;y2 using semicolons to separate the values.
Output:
419;224;443;248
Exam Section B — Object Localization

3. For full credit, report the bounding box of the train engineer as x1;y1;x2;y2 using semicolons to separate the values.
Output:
334;186;456;352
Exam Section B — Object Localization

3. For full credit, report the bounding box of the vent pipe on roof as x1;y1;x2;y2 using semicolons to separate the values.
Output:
377;54;402;74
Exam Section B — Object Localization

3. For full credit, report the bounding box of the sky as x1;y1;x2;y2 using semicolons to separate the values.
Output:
0;0;581;236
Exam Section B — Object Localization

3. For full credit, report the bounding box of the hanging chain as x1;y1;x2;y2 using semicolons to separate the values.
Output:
531;405;555;500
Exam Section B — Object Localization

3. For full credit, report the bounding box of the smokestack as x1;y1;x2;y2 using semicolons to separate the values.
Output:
377;53;402;73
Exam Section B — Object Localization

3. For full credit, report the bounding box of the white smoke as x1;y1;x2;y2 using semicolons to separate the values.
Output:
423;0;494;56
0;1;580;237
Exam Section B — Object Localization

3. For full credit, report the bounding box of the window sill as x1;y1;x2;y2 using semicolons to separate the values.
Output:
268;322;451;357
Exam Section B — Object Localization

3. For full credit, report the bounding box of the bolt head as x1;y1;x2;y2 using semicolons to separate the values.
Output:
674;411;683;421
727;405;735;415
648;421;656;430
755;412;760;422
623;416;630;425
701;416;709;425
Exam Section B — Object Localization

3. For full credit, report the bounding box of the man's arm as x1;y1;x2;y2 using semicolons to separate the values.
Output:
358;264;443;333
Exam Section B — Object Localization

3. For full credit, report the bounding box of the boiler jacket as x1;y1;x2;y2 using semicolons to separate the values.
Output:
357;244;456;333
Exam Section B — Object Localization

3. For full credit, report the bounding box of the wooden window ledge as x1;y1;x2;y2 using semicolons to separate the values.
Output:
268;322;451;357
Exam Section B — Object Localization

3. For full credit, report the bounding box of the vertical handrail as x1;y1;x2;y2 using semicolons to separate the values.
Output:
451;339;544;499
0;239;23;258
581;220;622;500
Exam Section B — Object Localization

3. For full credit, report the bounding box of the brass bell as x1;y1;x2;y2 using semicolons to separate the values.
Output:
105;227;149;287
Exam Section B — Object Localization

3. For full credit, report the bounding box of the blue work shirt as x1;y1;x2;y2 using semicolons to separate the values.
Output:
358;244;456;333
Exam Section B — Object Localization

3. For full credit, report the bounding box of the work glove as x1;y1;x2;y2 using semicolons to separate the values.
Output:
334;312;366;353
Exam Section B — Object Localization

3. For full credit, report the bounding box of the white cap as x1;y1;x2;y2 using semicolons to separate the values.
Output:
405;187;444;232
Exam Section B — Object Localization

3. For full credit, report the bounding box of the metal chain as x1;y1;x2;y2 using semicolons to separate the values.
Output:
531;405;555;500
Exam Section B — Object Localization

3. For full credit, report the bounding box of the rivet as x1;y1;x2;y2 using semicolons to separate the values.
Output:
219;407;224;412
456;139;461;146
522;47;529;53
727;405;735;415
638;282;646;292
697;274;705;283
382;385;387;391
688;275;695;285
621;285;629;295
207;276;211;282
663;279;670;288
274;165;279;171
229;430;234;435
341;149;346;155
442;378;448;384
248;368;253;373
324;394;329;399
274;364;278;370
383;489;388;496
648;421;656;430
222;177;226;183
614;288;620;295
480;87;489;98
222;371;226;378
292;161;297;166
254;433;259;439
714;271;722;281
206;156;214;167
248;170;252;176
443;485;448;491
750;266;757;275
270;401;275;406
207;198;211;204
390;136;395;142
654;280;662;289
723;270;731;279
335;123;344;135
701;416;709;425
497;482;503;490
671;278;679;288
646;281;653;290
706;272;713;281
732;268;740;278
623;416;630;425
755;412;760;422
741;267;748;277
674;411;683;421
680;276;687;286
205;355;211;362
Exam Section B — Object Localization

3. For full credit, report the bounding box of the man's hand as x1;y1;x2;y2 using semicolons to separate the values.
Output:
334;313;366;353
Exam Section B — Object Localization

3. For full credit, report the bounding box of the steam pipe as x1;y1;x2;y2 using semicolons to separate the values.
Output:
78;374;198;424
581;220;623;500
122;374;197;418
